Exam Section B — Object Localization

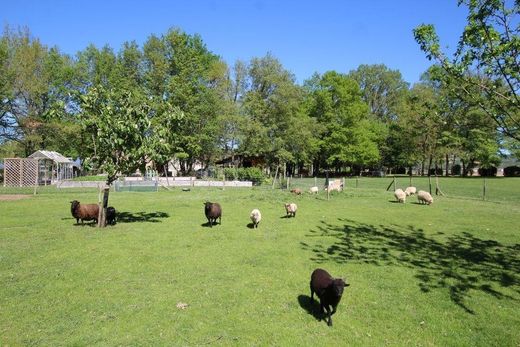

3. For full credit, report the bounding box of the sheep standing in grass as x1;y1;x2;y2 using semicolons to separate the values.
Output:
309;186;319;194
70;200;99;224
250;209;262;228
204;202;222;227
290;188;302;195
417;190;434;205
285;203;297;217
106;206;117;225
405;186;417;196
394;189;406;203
310;268;349;327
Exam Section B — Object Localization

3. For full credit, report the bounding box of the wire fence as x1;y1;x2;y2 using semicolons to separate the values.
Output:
277;176;520;204
1;175;519;204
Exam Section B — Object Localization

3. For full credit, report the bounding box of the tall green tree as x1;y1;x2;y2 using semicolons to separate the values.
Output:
240;54;317;174
306;71;382;173
0;27;78;156
414;0;520;142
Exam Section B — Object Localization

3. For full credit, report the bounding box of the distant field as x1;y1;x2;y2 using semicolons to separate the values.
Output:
1;181;519;345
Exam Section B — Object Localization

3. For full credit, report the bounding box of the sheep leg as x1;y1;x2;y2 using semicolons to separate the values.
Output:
208;218;212;228
324;305;333;326
310;284;314;302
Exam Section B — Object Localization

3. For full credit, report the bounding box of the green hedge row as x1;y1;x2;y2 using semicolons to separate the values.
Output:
222;167;266;185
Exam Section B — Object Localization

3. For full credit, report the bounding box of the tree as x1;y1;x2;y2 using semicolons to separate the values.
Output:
414;0;520;142
240;53;317;174
306;71;381;174
79;85;182;226
348;64;409;122
1;27;78;155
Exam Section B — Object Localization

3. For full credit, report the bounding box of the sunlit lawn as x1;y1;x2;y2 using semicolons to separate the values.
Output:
1;181;519;346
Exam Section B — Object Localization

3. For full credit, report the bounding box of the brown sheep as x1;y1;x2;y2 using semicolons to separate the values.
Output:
310;268;349;326
290;188;302;195
204;201;222;227
70;200;99;224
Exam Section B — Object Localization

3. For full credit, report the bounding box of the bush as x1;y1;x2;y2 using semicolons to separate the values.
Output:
451;164;461;176
478;167;497;177
223;167;266;185
504;166;520;177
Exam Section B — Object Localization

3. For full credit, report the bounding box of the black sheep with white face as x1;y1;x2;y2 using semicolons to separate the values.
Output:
310;268;349;326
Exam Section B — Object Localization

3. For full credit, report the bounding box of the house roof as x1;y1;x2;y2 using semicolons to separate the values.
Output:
28;150;73;164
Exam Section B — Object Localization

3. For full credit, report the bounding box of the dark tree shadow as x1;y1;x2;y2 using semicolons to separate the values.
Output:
117;211;169;223
297;295;323;322
247;223;255;229
300;218;520;314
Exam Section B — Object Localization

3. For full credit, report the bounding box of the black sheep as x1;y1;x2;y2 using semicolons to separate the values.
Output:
310;268;349;326
204;201;222;227
106;206;117;225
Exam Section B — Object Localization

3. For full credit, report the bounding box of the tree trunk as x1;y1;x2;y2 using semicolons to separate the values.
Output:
445;154;450;176
98;187;110;228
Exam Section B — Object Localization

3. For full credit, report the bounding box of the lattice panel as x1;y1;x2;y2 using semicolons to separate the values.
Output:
3;158;39;187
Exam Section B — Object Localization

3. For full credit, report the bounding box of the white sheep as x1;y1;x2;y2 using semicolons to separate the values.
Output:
250;209;262;228
285;203;297;217
417;190;434;205
394;188;406;203
404;186;417;196
309;186;319;194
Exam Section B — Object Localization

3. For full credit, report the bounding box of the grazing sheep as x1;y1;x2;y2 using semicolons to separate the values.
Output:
290;188;302;195
70;200;99;224
309;186;319;194
204;201;222;227
285;203;297;217
250;209;262;228
106;206;117;225
404;186;417;196
417;190;434;205
394;188;406;203
310;268;349;327
325;179;343;192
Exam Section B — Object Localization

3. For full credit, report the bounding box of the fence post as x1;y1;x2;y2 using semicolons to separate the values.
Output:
483;176;486;200
287;176;290;190
393;176;396;191
428;175;432;195
314;176;317;187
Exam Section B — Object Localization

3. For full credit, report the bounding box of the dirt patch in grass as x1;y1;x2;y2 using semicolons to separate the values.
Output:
0;194;31;201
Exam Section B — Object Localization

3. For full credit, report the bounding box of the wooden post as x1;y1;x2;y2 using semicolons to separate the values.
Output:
393;176;396;191
98;186;110;227
342;177;345;191
287;176;290;190
314;176;317;187
33;159;38;195
272;166;279;189
483;176;486;200
163;165;170;186
409;174;412;187
222;173;225;190
428;175;432;195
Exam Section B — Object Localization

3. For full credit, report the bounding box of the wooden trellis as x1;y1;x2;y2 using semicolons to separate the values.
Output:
3;158;39;187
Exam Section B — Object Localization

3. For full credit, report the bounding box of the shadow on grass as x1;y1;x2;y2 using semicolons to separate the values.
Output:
297;295;322;322
117;211;169;223
246;223;256;229
201;221;221;228
301;218;520;314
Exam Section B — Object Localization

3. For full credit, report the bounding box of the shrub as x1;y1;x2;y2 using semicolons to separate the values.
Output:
478;167;497;177
222;167;266;185
451;164;461;176
504;166;520;177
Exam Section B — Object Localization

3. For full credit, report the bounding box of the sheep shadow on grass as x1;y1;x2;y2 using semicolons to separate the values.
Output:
246;222;256;229
297;295;324;323
117;211;169;223
301;218;520;314
201;221;221;228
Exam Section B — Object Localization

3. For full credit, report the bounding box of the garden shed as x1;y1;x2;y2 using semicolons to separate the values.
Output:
3;150;75;187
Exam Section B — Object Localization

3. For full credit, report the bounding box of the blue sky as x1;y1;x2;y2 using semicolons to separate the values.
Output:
2;0;468;84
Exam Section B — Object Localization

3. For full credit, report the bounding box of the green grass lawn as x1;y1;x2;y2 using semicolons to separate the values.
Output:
1;181;519;346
